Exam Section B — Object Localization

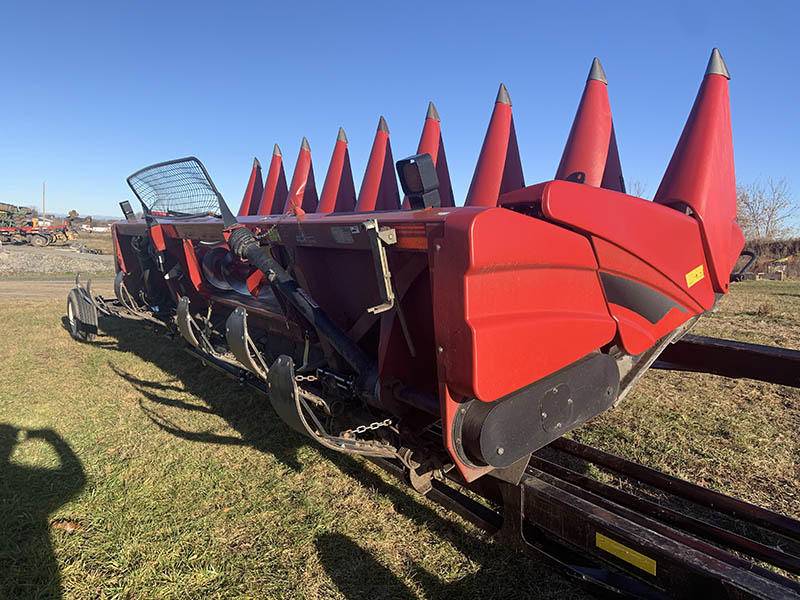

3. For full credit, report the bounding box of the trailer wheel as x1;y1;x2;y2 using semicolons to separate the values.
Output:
66;288;98;342
32;234;48;247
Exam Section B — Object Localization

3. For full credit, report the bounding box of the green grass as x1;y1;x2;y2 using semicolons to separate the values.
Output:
0;300;589;600
0;281;797;599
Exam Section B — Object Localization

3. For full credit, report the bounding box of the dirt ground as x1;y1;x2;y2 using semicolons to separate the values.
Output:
0;243;115;277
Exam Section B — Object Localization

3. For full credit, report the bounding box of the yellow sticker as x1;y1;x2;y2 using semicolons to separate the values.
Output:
685;264;704;288
595;532;657;576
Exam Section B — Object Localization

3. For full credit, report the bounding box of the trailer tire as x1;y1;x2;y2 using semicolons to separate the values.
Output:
66;288;98;342
32;234;48;247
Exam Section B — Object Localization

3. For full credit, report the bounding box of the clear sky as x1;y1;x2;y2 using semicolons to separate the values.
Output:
1;0;797;218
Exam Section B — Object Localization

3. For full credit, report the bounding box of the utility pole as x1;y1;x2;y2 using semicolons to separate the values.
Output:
42;180;46;218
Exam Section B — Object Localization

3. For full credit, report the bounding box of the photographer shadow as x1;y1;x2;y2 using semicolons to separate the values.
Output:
0;424;86;599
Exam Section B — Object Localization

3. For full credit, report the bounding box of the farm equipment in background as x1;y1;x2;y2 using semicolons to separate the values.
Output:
0;203;76;247
66;49;800;599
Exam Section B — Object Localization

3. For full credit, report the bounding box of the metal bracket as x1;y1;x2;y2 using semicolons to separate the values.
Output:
225;306;270;378
176;296;221;357
362;219;396;314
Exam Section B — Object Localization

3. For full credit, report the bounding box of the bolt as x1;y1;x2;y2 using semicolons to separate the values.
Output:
541;412;547;419
455;437;461;445
437;346;443;353
435;244;441;252
497;447;505;455
460;407;466;414
555;422;561;429
567;398;573;405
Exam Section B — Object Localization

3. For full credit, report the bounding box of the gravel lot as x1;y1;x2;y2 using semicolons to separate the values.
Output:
0;244;115;277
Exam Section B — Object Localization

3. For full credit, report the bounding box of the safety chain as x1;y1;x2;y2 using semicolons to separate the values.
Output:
253;206;300;242
294;375;330;412
342;418;393;437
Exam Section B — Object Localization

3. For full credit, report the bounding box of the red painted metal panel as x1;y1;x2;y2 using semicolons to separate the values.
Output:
541;181;715;312
431;207;616;403
181;238;205;292
654;51;742;293
257;146;289;216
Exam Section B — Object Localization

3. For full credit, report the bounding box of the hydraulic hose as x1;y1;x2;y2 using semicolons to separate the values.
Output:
226;226;379;404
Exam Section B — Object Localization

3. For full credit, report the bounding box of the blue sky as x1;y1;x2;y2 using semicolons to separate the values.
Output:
1;1;797;217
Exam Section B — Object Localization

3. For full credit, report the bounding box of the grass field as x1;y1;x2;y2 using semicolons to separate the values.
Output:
0;281;797;599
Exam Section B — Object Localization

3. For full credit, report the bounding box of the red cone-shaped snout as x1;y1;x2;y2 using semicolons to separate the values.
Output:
284;137;318;214
318;128;356;214
257;145;289;215
556;58;624;192
654;48;742;293
403;102;454;208
237;158;263;217
356;117;400;212
465;84;524;207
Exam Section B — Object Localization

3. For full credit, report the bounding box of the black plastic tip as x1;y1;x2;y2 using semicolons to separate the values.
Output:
588;57;608;84
496;83;511;106
426;101;440;121
705;48;731;79
378;116;390;134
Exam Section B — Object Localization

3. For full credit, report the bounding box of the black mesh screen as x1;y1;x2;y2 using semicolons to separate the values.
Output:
127;157;223;216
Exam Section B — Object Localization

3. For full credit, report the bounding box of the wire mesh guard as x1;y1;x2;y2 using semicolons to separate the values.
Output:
127;157;224;217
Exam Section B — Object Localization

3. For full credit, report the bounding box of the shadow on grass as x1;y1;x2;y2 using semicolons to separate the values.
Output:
0;424;86;599
86;314;592;599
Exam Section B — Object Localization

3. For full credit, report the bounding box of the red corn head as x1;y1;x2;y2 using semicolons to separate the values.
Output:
555;58;624;191
465;84;524;207
237;158;264;216
654;48;742;293
284;137;318;214
318;128;357;214
356;117;400;212
257;145;289;215
403;102;454;208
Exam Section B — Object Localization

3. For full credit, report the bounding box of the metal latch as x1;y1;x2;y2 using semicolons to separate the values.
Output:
362;219;397;314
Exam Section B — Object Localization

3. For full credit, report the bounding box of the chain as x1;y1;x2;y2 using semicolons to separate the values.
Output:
253;206;300;242
342;418;393;437
293;374;393;435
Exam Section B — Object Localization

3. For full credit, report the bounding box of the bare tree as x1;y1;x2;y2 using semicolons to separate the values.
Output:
626;179;650;200
737;178;797;240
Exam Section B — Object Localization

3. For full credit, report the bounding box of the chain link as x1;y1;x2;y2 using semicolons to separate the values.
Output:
343;418;393;437
294;374;318;382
